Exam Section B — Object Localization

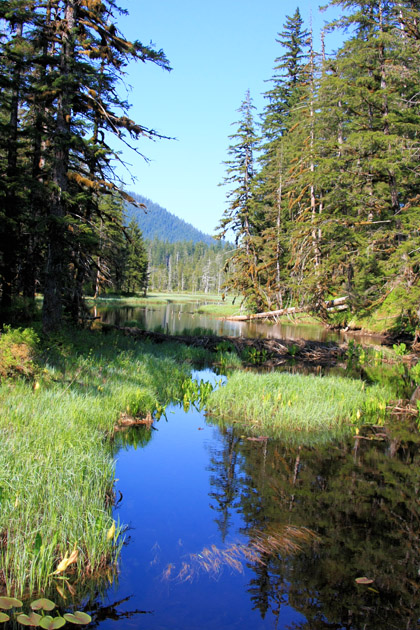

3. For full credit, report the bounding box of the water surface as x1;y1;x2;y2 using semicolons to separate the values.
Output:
91;370;420;630
94;301;384;345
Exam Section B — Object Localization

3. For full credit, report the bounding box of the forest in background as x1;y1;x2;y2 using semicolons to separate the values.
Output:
218;1;420;334
1;0;420;335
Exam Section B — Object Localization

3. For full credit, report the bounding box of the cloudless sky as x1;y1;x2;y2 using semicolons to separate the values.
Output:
113;1;344;235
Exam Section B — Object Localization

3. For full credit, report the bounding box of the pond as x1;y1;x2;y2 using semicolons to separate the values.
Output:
88;369;420;630
93;300;384;345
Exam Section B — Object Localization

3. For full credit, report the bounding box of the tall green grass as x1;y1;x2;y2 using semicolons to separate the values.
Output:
0;327;206;595
207;371;394;442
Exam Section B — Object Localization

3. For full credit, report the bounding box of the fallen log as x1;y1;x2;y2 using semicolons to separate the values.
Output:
223;297;348;322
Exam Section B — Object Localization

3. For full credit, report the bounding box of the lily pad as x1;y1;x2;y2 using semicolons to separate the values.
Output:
31;599;56;612
0;612;10;623
39;615;66;630
39;616;66;630
355;576;374;585
63;611;92;625
16;613;42;626
0;596;23;609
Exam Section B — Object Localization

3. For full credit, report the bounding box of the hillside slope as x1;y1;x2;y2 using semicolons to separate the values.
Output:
126;192;216;245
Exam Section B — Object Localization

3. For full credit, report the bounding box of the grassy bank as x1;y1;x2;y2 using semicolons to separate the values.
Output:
207;371;395;444
0;326;209;596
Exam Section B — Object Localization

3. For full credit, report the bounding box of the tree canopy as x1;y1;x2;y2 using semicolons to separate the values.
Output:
219;1;420;332
0;0;170;331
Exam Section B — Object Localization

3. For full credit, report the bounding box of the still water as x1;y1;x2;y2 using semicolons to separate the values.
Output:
94;301;383;345
91;369;420;630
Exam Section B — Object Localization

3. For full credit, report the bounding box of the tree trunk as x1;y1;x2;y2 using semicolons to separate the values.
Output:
1;21;23;313
42;1;76;333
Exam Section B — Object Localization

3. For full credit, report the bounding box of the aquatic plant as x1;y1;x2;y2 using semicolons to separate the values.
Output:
0;327;207;594
0;596;92;627
180;377;221;411
241;346;269;365
207;371;394;440
161;525;318;583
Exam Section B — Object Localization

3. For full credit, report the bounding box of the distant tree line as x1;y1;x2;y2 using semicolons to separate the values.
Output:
0;0;169;331
146;239;231;295
218;1;420;327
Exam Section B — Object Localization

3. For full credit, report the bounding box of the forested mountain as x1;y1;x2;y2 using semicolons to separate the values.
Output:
126;193;216;245
219;3;420;331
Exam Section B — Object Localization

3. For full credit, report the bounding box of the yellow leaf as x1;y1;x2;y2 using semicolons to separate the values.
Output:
52;547;78;575
67;548;78;565
107;521;116;541
54;554;70;574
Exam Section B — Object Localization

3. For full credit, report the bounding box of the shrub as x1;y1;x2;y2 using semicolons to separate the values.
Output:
0;326;39;380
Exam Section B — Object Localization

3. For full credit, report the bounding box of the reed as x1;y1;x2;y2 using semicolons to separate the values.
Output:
0;326;204;595
207;371;394;441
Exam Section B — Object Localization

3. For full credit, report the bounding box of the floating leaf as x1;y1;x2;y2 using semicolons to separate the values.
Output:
106;521;116;541
39;616;66;630
0;612;9;623
0;596;23;609
16;612;42;626
63;611;92;625
355;576;374;585
31;599;56;612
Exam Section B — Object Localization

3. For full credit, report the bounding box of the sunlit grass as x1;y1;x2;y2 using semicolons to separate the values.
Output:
207;371;394;442
0;327;205;595
87;291;232;306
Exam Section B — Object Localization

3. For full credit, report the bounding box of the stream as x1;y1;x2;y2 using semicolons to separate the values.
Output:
85;303;419;629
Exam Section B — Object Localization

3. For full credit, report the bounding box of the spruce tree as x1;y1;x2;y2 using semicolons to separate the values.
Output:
217;90;263;310
0;0;171;330
255;9;310;309
315;0;420;314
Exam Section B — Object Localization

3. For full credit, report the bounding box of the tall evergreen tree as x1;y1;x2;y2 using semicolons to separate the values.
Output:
255;9;310;309
217;90;263;310
313;0;420;313
0;0;170;330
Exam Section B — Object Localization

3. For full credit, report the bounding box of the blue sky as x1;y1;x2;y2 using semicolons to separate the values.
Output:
114;1;343;236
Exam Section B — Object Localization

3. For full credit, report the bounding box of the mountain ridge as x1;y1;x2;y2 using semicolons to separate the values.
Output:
126;192;217;246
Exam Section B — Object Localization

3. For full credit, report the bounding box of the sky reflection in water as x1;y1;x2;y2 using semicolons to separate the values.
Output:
94;368;420;630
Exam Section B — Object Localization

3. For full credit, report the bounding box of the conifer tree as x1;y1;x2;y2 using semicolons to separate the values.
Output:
256;9;310;309
217;90;263;310
0;0;171;330
315;0;420;313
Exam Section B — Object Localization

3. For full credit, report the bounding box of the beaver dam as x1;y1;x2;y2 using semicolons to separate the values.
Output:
111;324;354;367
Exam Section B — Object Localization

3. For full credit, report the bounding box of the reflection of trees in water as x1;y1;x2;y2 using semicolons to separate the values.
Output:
207;426;243;541
88;596;153;627
208;418;420;629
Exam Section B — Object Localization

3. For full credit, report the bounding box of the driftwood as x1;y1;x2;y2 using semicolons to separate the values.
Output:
110;325;349;367
114;411;154;433
223;296;349;322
